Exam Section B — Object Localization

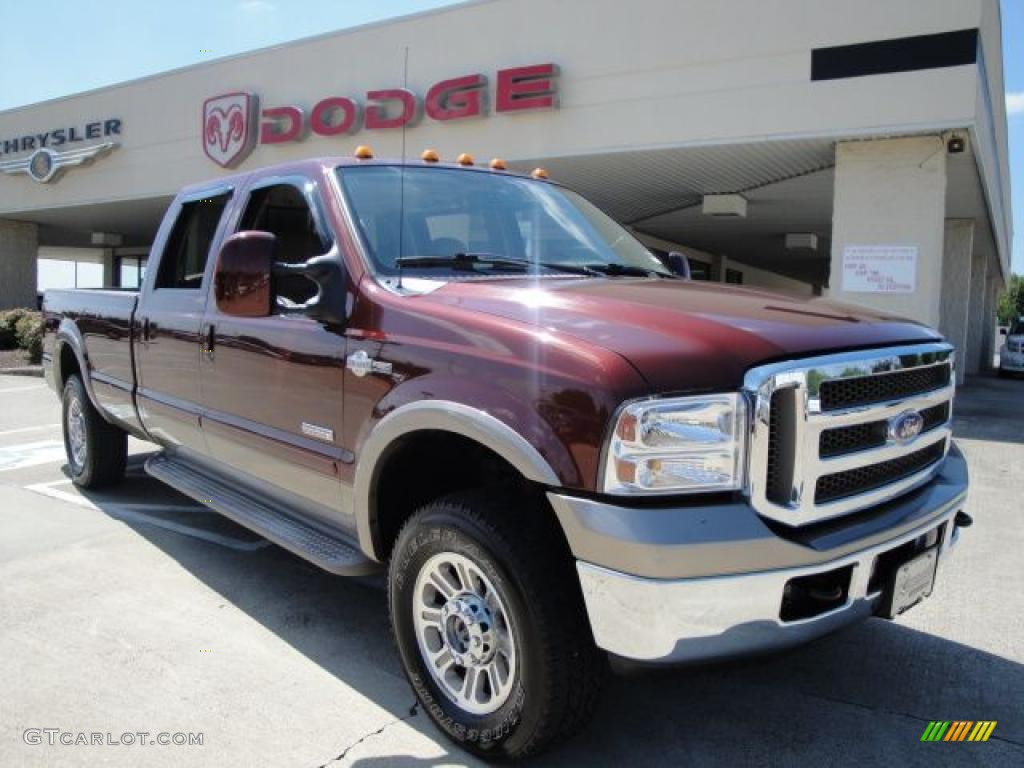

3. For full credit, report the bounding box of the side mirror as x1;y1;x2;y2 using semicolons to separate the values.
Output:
1000;328;1008;335
272;250;348;327
214;231;275;317
666;251;691;279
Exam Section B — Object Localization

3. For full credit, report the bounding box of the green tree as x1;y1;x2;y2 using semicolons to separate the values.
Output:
997;274;1023;325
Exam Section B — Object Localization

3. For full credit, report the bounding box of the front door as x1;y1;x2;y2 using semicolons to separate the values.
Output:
200;176;351;532
135;187;233;459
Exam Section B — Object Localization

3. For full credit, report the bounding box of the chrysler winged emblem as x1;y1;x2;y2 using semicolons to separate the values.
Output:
0;142;117;184
203;92;258;168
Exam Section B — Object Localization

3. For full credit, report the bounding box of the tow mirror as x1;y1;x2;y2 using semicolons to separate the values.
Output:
666;251;691;279
272;251;347;327
214;231;276;317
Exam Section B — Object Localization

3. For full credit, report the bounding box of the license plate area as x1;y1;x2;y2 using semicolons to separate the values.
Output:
879;547;938;618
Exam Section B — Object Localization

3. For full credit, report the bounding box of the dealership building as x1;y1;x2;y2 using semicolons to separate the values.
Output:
0;0;1012;379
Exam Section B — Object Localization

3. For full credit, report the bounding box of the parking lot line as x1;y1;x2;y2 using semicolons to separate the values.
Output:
24;479;271;552
0;423;61;437
0;384;47;394
0;440;68;472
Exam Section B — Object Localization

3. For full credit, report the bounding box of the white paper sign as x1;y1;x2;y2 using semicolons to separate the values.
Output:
841;245;917;294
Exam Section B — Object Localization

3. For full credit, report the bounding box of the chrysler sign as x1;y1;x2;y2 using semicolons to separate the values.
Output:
0;118;121;183
202;63;558;168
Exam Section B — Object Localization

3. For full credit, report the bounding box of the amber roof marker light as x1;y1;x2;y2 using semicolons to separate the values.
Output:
531;167;549;179
420;149;440;163
354;145;374;159
489;158;508;171
456;153;475;166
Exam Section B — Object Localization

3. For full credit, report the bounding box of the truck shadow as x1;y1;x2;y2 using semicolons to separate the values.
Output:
71;466;1024;768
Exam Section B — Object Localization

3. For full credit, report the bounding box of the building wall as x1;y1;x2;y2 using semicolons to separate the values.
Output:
0;220;38;310
826;136;948;328
0;0;989;220
939;220;975;384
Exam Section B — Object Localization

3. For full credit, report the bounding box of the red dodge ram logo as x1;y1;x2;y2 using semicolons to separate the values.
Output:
203;92;258;169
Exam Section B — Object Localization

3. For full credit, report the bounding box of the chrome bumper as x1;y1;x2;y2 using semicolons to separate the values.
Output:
550;447;968;664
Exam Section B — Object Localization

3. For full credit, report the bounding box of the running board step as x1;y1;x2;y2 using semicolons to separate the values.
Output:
145;453;376;575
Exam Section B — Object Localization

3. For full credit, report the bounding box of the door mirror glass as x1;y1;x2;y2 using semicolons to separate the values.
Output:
666;251;691;279
214;231;276;317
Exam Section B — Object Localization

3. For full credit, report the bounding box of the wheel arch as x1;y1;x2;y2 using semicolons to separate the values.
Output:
53;320;102;412
355;400;562;561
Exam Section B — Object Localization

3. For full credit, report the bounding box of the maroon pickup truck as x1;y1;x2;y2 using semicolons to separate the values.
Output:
43;151;970;759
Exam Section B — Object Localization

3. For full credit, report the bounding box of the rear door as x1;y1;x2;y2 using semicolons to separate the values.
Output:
135;186;233;457
199;175;351;532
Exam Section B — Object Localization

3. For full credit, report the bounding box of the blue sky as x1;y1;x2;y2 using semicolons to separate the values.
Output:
0;0;1020;274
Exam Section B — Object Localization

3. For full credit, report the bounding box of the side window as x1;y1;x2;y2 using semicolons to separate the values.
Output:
239;183;330;307
155;193;230;289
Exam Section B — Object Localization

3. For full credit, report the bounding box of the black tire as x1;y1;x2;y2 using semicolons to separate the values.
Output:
61;374;127;488
388;489;607;760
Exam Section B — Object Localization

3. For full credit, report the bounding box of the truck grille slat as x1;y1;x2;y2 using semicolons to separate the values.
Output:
818;364;950;411
815;441;946;503
744;343;955;526
819;401;950;458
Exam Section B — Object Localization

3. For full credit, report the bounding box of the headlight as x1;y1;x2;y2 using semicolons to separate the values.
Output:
602;393;748;495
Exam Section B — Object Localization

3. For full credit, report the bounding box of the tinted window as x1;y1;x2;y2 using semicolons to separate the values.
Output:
239;183;330;307
155;193;230;289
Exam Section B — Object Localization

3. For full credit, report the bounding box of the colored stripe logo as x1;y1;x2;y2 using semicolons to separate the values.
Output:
921;721;997;742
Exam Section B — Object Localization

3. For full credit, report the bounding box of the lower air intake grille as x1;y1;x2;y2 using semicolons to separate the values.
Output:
815;441;946;504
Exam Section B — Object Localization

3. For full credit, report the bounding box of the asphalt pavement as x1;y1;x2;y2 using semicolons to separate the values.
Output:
0;373;1021;767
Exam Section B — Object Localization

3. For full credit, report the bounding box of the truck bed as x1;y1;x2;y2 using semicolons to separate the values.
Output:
43;288;140;431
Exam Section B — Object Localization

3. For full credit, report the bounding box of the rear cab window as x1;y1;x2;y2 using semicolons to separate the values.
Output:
154;192;232;290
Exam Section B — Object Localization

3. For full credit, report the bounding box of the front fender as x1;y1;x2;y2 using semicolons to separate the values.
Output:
352;385;571;560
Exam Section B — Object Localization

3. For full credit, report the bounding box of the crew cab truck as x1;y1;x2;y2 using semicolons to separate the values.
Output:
43;151;971;759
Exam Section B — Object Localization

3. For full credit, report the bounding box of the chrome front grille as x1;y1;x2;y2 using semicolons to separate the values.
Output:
744;343;955;526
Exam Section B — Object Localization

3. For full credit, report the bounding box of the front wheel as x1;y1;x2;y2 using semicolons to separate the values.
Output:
62;374;127;488
388;490;606;760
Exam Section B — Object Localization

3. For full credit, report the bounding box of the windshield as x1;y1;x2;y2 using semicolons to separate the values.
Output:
336;165;671;277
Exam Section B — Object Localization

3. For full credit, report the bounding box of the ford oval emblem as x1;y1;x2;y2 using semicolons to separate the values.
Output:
889;410;925;443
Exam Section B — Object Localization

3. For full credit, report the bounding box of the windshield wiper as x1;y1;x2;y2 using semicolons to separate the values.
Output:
395;253;602;277
583;263;676;278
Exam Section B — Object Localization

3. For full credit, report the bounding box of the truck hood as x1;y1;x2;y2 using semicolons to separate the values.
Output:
431;277;942;392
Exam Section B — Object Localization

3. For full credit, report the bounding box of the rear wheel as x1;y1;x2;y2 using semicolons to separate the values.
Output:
62;374;127;488
388;490;606;760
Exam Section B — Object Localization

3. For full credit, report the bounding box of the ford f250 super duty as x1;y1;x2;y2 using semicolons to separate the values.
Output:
43;150;971;759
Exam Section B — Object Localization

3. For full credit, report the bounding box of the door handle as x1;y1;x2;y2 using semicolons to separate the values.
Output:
203;323;215;360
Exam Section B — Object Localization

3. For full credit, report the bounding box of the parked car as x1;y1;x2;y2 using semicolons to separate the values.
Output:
999;318;1024;376
42;152;971;759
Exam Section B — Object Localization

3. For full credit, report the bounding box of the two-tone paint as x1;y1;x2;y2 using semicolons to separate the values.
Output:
43;156;942;566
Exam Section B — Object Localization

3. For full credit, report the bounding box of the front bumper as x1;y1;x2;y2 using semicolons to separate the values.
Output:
1000;351;1024;372
548;445;968;664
